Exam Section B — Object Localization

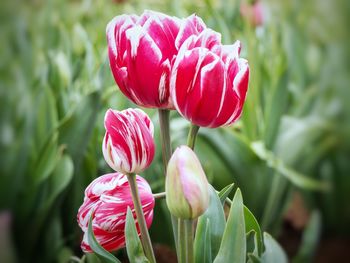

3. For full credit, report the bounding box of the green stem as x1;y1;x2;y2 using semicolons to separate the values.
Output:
187;124;200;150
127;174;156;263
158;109;172;171
185;219;194;263
178;219;186;263
178;219;194;263
153;192;166;199
158;109;179;255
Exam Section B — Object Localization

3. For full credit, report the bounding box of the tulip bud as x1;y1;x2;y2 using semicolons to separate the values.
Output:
102;108;155;174
77;172;155;252
106;10;207;109
166;146;209;219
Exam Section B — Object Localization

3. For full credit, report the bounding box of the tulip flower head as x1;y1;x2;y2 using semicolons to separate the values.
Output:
166;146;209;219
102;108;155;174
106;10;206;109
170;29;249;128
77;173;155;252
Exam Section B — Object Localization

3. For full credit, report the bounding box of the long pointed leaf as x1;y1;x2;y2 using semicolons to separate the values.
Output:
87;214;121;263
214;189;246;263
125;207;149;263
195;185;226;260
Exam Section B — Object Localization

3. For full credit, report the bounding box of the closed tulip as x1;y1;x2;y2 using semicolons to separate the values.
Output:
106;10;206;109
170;29;250;128
77;173;155;252
166;146;209;219
102;108;155;174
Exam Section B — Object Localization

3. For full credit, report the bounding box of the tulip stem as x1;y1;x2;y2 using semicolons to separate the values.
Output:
178;218;194;263
158;109;172;171
127;174;156;263
158;109;179;255
187;124;200;150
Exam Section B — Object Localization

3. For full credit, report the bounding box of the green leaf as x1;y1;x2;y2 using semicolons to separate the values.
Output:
218;183;234;205
214;189;246;263
293;211;321;263
261;233;287;263
251;141;330;191
194;218;212;263
195;185;226;260
87;214;121;263
244;206;263;256
32;132;59;185
125;207;149;263
58;91;101;162
45;154;74;208
247;253;261;263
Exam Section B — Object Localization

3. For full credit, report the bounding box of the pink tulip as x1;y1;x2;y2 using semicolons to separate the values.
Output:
77;173;155;252
166;146;209;219
106;10;206;109
102;108;155;174
170;29;249;128
240;1;265;27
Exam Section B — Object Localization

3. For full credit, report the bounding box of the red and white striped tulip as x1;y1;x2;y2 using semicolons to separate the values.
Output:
102;108;155;174
170;29;250;128
106;10;206;109
77;172;155;253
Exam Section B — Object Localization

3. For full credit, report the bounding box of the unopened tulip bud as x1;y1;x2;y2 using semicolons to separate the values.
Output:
165;146;209;219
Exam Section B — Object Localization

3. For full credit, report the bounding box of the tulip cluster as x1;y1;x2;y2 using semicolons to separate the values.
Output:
77;9;250;259
107;10;249;128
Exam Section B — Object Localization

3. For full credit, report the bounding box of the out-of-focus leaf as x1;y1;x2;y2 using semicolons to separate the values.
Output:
218;183;234;205
87;214;121;263
125;207;149;263
195;185;226;260
260;233;287;263
58;90;101;162
32;132;59;185
214;189;246;263
251;141;330;191
293;211;321;263
194;218;212;263
45;154;74;208
264;69;289;149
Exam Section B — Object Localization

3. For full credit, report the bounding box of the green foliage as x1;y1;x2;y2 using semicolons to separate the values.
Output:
0;0;349;262
214;189;246;263
87;214;121;263
125;208;150;263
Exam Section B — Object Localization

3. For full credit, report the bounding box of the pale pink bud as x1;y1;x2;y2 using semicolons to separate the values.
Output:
102;108;155;174
77;173;155;252
106;10;206;109
170;29;249;128
240;1;265;27
166;146;209;219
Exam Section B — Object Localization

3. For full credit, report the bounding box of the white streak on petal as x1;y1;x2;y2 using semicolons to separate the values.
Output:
125;26;143;58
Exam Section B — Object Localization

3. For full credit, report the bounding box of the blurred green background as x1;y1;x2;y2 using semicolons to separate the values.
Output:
0;0;349;262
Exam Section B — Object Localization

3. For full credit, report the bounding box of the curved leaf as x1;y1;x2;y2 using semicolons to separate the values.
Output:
251;141;330;191
194;218;212;263
244;206;263;256
195;185;226;260
214;189;246;263
87;214;121;263
261;232;287;263
125;207;149;263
